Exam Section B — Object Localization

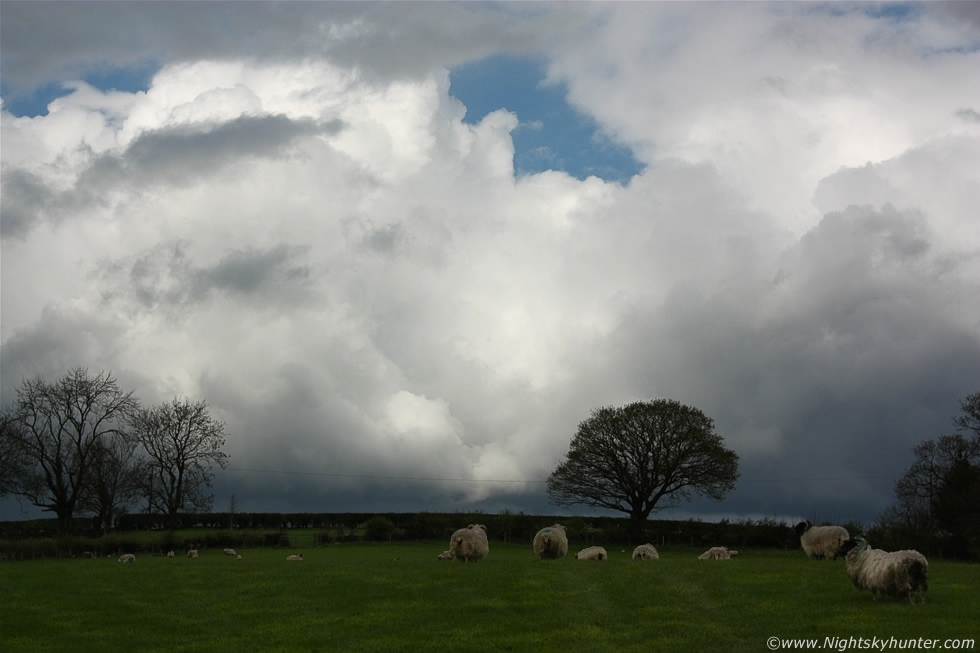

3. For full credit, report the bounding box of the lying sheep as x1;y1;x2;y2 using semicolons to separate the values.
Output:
533;524;568;560
286;553;304;561
448;524;489;562
437;550;453;560
223;548;237;556
186;549;198;558
698;546;738;560
795;520;850;560
632;543;660;560
118;554;136;564
838;536;928;603
576;546;608;561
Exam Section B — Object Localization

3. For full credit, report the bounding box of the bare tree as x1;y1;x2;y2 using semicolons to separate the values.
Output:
0;409;31;499
547;399;740;540
132;398;228;530
2;369;139;534
80;435;144;534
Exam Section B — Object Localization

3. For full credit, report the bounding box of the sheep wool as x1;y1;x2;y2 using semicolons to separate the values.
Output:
795;520;850;560
532;524;568;560
166;550;175;558
286;554;304;561
838;536;928;604
437;550;453;560
448;524;489;562
698;546;737;560
118;554;136;564
186;549;198;558
632;544;660;560
223;548;237;556
576;546;608;561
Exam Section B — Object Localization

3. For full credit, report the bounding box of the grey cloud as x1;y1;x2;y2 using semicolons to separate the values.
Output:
956;108;980;123
0;168;54;239
193;245;311;298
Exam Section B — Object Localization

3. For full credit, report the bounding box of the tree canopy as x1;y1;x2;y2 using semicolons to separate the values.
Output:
547;398;739;538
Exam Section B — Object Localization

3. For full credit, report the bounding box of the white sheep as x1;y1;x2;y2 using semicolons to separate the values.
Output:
448;524;489;562
576;546;608;561
223;548;237;556
795;520;850;560
437;550;453;560
118;553;136;564
698;546;738;560
532;524;568;560
838;536;928;603
186;549;198;558
632;543;660;560
166;550;175;558
286;553;304;561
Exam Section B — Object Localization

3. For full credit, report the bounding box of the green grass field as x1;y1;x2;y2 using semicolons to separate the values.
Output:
1;544;977;652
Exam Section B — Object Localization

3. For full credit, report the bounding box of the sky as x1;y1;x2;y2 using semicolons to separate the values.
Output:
1;1;979;526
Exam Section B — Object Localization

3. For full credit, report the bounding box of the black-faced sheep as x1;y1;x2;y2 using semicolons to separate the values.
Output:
448;524;489;562
223;548;237;556
795;520;849;560
186;549;198;558
118;553;136;563
532;524;568;560
576;546;608;561
837;536;928;603
698;546;738;560
632;543;660;560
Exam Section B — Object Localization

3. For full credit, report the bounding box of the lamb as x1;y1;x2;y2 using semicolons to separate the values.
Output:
632;543;660;560
837;536;928;603
532;524;568;560
437;550;453;560
186;549;198;558
698;546;738;560
795;520;849;560
286;553;304;561
448;524;489;562
576;546;608;561
223;548;237;556
118;554;136;564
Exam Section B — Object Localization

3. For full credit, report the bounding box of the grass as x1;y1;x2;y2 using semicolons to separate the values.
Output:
1;544;978;652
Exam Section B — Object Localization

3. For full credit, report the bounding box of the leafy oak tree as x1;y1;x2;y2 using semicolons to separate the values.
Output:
547;398;740;540
132;397;228;530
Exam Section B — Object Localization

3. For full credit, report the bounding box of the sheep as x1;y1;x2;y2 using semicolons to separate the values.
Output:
448;524;489;562
118;554;136;564
82;551;95;559
532;524;568;560
223;548;237;556
837;536;928;603
437;550;453;560
698;546;738;560
186;549;198;558
795;520;849;560
286;553;304;561
576;546;608;561
632;543;660;560
166;550;175;558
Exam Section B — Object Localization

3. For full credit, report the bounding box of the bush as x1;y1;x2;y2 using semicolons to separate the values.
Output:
364;516;396;542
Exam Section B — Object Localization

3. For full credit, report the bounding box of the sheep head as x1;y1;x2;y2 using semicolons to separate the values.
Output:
837;535;868;558
793;521;812;536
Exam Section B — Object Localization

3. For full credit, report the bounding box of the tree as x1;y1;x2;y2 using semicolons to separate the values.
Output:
80;434;144;534
132;397;228;530
2;369;139;534
882;392;980;556
547;399;740;540
0;410;31;499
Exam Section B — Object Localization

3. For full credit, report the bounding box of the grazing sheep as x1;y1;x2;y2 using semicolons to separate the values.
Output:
795;520;850;560
576;546;608;561
286;554;304;561
118;554;136;564
698;546;738;560
437;550;453;560
838;536;928;603
223;548;237;556
533;524;569;560
186;549;198;558
448;524;489;562
166;550;175;558
632;543;660;560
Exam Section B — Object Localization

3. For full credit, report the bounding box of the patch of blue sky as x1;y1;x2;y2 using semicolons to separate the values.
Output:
449;54;644;185
1;60;157;118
